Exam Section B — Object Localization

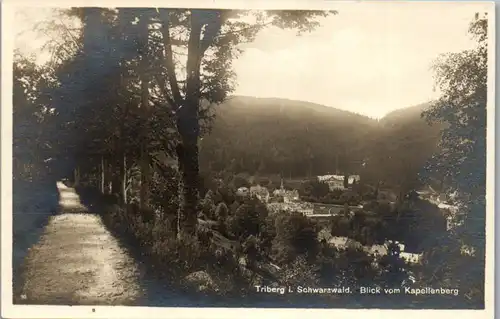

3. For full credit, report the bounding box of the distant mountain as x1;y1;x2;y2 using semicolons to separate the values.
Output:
200;96;442;190
365;101;442;190
380;102;433;126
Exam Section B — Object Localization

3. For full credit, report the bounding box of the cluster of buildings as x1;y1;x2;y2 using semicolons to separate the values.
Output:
317;174;361;191
416;186;460;231
236;179;300;204
235;176;366;219
236;185;271;203
269;202;314;215
327;236;423;265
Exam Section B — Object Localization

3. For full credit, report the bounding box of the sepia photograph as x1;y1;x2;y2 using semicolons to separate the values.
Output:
2;0;495;318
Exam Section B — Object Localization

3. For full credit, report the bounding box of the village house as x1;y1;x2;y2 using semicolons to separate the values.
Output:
416;186;459;231
327;237;423;265
328;179;345;191
272;188;300;203
268;201;314;215
317;174;336;182
400;252;423;264
416;186;447;203
317;174;361;191
272;179;300;203
291;202;314;215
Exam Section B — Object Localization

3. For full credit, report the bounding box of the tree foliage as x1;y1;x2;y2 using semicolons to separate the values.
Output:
420;12;488;306
422;13;487;252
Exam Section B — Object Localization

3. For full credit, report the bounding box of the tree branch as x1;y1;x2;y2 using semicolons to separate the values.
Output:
153;74;177;108
150;32;187;46
159;16;183;107
199;11;224;56
217;21;272;40
57;17;83;52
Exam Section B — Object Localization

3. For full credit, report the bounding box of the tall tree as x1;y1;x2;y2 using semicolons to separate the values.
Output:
422;12;487;253
137;10;153;210
13;54;56;182
421;12;488;304
152;9;334;236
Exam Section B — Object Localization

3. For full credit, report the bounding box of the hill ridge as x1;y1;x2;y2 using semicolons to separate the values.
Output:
200;95;442;188
224;95;434;122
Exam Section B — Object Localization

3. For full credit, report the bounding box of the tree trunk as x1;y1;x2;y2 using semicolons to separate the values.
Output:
104;160;112;195
176;126;200;237
175;15;205;237
118;153;127;205
100;156;105;193
112;178;119;195
73;166;80;187
139;116;151;210
139;12;151;211
343;174;349;189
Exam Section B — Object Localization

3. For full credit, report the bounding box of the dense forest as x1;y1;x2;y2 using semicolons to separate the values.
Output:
199;97;442;193
12;8;487;308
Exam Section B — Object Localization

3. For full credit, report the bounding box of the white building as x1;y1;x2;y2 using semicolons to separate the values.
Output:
400;252;423;264
317;174;360;191
327;237;422;265
273;189;300;203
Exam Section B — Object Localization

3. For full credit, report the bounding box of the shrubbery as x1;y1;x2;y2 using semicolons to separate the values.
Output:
96;177;396;299
91;172;477;307
298;179;364;205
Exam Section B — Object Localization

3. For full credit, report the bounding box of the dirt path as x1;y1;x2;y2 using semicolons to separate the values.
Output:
17;182;143;305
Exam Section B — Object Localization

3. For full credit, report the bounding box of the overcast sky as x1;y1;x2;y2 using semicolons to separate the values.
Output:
14;2;485;118
233;2;484;118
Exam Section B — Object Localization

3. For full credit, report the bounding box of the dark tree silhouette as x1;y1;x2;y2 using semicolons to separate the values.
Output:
421;13;488;305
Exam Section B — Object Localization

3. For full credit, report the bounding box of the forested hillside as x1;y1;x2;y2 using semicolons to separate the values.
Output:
200;96;442;192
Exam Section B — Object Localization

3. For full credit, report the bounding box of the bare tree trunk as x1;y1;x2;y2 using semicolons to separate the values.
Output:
105;160;112;195
118;153;127;205
176;129;200;237
343;174;349;189
123;154;128;205
73;166;80;187
175;14;204;237
139;100;151;210
100;156;105;193
139;12;151;211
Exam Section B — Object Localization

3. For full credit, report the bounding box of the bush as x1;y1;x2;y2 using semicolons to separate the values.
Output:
279;255;319;287
229;197;269;240
254;176;271;187
101;171;446;304
230;174;250;189
331;216;352;238
201;190;217;219
216;185;237;205
272;212;319;264
319;196;344;205
150;169;179;217
299;179;330;199
215;202;229;220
